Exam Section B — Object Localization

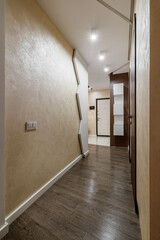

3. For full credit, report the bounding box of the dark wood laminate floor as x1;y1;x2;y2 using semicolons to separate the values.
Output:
3;145;141;240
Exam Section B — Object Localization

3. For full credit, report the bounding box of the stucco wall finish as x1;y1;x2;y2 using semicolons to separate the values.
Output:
134;0;150;240
5;0;81;215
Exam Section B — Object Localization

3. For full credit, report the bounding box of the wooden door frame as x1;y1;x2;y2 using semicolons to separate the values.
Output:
110;73;129;147
96;98;110;137
130;13;138;214
134;13;138;214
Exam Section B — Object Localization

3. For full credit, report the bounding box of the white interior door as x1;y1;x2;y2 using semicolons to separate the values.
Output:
97;98;110;136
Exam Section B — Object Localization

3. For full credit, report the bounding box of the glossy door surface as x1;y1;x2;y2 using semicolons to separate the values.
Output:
130;14;138;213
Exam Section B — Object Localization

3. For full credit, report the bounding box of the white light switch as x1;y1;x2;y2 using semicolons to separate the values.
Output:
25;121;38;131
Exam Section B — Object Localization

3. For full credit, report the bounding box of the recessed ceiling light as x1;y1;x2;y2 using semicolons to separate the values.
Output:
90;29;98;42
104;67;109;72
99;52;105;61
88;86;93;90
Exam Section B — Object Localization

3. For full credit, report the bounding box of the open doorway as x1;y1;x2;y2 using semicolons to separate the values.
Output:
88;90;110;146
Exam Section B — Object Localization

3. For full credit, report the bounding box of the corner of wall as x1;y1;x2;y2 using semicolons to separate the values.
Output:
0;223;9;240
73;50;89;156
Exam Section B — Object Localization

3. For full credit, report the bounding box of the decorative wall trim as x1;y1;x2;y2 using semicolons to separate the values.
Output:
83;150;89;158
0;223;9;239
5;155;82;225
78;125;83;153
73;50;89;156
76;93;82;120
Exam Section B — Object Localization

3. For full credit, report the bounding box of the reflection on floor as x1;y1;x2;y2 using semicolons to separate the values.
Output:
3;145;141;240
88;134;110;146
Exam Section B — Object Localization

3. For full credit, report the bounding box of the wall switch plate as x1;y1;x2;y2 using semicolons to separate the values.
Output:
25;121;38;131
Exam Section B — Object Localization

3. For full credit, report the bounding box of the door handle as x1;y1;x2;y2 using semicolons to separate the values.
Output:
126;116;132;119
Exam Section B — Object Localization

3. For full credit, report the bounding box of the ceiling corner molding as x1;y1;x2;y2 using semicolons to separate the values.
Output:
96;0;132;25
111;62;130;74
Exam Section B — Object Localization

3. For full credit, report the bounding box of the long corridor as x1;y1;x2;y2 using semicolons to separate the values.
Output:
3;145;141;240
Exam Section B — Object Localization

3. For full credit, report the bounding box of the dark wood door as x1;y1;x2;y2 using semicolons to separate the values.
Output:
130;14;138;213
110;73;129;147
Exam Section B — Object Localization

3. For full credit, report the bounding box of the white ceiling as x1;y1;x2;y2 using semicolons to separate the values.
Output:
37;0;131;90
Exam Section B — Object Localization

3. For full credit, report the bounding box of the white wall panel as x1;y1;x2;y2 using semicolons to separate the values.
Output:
113;83;124;136
113;103;124;115
73;50;89;156
113;83;124;95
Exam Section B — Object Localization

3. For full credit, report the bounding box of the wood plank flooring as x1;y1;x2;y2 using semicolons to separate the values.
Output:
3;145;141;240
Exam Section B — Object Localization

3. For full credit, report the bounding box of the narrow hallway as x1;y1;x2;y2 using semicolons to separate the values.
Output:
3;145;141;240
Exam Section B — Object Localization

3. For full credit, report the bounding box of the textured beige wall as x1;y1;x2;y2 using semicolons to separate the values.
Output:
88;90;110;135
0;0;5;227
134;0;150;240
5;0;81;216
150;1;160;240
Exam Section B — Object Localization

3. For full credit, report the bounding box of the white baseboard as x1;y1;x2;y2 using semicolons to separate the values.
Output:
0;223;9;239
6;154;82;225
83;150;89;158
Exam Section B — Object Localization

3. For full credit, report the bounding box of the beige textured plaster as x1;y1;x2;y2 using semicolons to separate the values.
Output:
88;90;110;135
150;1;160;240
5;0;81;215
134;0;150;239
0;0;5;227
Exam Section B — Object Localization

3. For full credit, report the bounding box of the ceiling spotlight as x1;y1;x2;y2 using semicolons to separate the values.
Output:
90;28;98;42
99;52;105;61
104;67;109;72
88;86;93;90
